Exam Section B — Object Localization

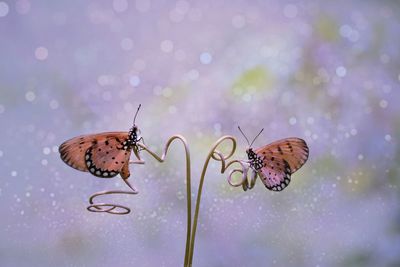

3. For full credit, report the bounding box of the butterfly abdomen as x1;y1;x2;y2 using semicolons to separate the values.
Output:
120;162;131;179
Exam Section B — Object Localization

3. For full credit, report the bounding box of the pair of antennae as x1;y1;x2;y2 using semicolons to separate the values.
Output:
133;104;141;125
238;126;264;147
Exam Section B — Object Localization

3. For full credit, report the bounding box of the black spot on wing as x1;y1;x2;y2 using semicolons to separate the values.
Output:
287;142;293;152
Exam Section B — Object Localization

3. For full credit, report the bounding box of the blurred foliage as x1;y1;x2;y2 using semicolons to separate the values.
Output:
315;15;339;42
232;66;274;96
341;251;372;267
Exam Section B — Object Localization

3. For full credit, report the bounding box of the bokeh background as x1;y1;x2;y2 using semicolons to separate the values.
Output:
1;0;399;266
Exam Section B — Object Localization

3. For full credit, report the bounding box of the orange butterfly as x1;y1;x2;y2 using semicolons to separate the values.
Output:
238;126;309;191
59;105;144;180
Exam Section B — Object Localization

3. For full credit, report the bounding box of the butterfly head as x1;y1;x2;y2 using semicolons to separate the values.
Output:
129;125;139;136
246;147;257;160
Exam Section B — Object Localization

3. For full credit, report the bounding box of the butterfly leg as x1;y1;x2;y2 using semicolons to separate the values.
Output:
138;138;147;152
129;160;145;164
138;136;146;145
242;169;257;191
136;136;146;150
248;169;257;189
130;147;145;165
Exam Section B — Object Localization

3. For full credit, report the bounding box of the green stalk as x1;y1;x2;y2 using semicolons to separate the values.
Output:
187;136;236;266
138;136;192;266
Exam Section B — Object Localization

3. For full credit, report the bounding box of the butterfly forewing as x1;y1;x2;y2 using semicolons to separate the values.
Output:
59;132;130;177
255;138;309;191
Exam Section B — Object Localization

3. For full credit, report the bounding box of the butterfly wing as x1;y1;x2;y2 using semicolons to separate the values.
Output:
59;132;130;178
85;135;131;178
59;134;101;172
255;138;309;191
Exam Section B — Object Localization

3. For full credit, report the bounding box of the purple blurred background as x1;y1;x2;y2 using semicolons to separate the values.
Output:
1;0;400;266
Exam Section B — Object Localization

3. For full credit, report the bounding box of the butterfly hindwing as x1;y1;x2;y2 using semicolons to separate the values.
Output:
255;138;309;191
85;135;131;178
258;158;291;191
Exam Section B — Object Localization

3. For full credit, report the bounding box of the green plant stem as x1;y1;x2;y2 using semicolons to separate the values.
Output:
187;136;236;266
138;135;192;267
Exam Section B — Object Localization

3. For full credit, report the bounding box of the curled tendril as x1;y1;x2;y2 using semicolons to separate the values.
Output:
210;140;256;191
87;164;140;215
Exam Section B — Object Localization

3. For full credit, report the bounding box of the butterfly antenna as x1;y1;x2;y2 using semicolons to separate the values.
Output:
238;126;250;146
133;104;141;125
250;128;264;146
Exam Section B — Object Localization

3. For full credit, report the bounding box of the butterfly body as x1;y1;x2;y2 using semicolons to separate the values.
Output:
246;148;264;171
126;126;142;150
